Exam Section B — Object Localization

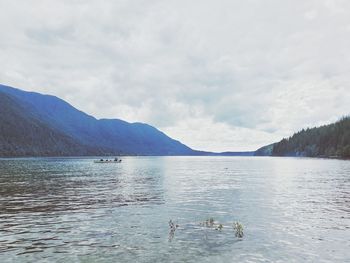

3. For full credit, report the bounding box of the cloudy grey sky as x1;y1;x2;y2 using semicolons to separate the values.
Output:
0;0;349;151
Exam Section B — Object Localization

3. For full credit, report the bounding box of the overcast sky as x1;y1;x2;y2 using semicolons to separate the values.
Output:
0;0;349;151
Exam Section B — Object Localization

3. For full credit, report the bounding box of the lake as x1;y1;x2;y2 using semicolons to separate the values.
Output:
0;157;349;262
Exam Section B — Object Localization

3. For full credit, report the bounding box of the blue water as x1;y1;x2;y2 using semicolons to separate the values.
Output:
0;157;349;262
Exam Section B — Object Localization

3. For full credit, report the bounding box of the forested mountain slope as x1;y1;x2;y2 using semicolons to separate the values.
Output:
272;117;350;158
0;92;100;156
0;84;194;156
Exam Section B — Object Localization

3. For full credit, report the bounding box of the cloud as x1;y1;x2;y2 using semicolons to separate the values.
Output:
0;0;349;151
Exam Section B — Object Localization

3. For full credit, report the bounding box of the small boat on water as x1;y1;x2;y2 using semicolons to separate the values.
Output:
94;158;122;163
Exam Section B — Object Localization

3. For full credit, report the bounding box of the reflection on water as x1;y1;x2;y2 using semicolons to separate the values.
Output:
0;157;349;262
0;159;163;214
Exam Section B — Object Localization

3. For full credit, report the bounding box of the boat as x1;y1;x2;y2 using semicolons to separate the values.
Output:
94;159;122;163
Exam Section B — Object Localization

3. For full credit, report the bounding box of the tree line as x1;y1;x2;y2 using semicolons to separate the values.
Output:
272;117;350;158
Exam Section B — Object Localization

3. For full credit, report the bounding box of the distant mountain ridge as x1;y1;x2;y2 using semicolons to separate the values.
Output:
5;84;346;158
0;84;195;156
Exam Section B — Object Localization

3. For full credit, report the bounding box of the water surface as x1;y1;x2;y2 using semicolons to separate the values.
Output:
0;157;349;262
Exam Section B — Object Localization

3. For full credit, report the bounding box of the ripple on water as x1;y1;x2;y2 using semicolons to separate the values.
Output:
0;157;349;262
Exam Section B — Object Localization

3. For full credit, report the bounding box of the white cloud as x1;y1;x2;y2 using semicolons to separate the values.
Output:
0;0;349;151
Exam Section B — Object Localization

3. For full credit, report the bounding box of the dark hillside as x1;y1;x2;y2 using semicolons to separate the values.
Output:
272;117;350;158
0;84;193;156
0;92;101;156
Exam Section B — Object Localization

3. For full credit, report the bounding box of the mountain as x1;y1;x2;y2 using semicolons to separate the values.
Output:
258;117;350;158
254;144;275;156
0;84;194;156
0;92;98;157
3;84;348;158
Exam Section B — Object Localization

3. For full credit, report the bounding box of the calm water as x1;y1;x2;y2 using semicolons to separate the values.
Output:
0;157;349;262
